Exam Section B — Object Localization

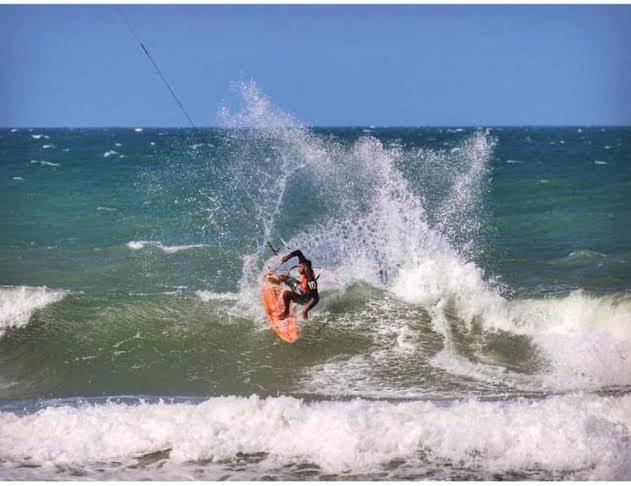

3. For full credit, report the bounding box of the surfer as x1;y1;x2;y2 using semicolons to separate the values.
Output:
278;250;319;320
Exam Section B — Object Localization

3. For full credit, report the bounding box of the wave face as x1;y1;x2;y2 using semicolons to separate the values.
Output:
1;86;631;479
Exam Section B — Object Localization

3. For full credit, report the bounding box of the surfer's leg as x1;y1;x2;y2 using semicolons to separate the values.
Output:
280;291;307;319
279;290;294;319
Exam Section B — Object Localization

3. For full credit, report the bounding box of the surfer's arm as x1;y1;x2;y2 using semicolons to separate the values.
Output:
282;250;307;264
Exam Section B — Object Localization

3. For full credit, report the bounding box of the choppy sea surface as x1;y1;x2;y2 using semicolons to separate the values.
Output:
1;86;631;480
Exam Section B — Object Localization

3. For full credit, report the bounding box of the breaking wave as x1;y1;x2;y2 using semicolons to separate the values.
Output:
1;394;629;480
0;286;68;337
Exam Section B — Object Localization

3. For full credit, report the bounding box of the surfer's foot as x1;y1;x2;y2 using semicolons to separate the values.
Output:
278;308;289;320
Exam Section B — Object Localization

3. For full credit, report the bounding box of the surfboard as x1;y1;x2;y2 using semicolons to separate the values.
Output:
262;273;301;343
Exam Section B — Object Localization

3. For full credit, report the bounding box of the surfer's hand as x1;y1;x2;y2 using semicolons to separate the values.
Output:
301;308;309;320
281;255;288;263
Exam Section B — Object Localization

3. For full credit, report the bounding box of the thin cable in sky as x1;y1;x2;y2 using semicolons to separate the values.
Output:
116;7;196;128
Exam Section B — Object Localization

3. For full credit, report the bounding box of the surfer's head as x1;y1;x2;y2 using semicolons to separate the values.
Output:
298;260;312;274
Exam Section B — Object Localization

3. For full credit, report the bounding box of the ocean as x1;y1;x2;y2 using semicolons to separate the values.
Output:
1;86;630;480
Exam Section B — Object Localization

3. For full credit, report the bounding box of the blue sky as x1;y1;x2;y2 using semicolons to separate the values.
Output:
1;5;630;127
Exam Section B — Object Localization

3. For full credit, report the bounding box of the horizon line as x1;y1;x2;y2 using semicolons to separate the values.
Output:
3;124;631;129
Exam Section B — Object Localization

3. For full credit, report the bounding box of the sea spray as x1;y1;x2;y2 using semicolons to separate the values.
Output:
215;83;631;395
217;83;494;305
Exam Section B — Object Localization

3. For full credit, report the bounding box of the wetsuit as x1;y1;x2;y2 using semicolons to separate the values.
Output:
284;250;320;311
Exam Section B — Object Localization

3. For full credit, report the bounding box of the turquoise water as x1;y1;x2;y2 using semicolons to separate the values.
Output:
1;87;631;479
2;127;630;295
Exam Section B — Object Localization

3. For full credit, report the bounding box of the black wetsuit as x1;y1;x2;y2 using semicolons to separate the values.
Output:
284;250;320;311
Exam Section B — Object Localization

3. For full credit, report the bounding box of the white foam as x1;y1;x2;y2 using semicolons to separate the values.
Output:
134;128;143;133
0;286;68;337
0;394;628;479
10;128;18;133
126;240;157;250
594;160;608;165
12;177;24;181
41;144;54;149
195;290;239;303
97;206;117;212
565;249;606;260
31;134;49;140
114;142;122;147
157;243;208;254
126;241;209;254
392;250;631;390
513;292;631;389
104;150;118;158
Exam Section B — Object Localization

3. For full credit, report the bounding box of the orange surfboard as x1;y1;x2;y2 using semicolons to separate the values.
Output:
262;273;301;343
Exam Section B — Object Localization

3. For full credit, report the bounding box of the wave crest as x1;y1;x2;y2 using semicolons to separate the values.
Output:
1;394;629;479
0;286;68;337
